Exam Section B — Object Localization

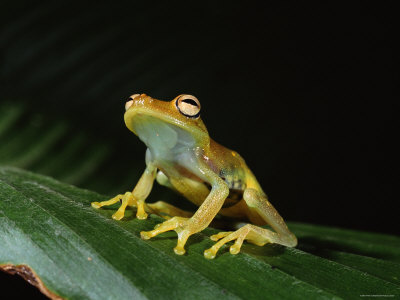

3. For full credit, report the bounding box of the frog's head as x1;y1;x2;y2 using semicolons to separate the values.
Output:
124;94;209;150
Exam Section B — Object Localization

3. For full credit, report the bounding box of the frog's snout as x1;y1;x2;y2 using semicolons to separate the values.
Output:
125;94;143;111
125;100;134;111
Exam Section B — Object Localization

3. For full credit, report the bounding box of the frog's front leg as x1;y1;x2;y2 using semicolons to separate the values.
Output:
204;188;297;259
141;170;229;255
91;163;157;220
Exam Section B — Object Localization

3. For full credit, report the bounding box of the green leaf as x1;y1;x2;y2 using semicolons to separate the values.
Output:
1;166;399;299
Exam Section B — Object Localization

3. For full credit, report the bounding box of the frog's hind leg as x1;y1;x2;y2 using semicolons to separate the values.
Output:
156;170;176;191
150;170;193;219
146;201;193;219
204;188;297;259
243;188;297;247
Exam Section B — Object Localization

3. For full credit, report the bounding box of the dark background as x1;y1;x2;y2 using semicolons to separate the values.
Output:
0;1;395;297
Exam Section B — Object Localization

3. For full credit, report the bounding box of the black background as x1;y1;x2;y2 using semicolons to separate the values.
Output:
0;1;396;298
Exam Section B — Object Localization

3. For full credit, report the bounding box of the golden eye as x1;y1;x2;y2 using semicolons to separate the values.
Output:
125;94;140;111
176;95;201;118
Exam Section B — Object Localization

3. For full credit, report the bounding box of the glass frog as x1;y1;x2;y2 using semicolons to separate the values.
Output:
91;94;297;259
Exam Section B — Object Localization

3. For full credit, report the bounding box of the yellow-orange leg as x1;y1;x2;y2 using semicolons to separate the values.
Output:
147;201;193;219
141;165;230;256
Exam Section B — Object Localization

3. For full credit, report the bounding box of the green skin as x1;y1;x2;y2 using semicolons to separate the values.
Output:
92;93;297;259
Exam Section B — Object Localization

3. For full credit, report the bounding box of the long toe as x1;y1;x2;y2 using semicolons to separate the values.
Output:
91;202;101;208
204;248;216;259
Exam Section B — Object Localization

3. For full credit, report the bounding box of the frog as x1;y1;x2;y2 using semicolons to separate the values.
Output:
91;93;297;259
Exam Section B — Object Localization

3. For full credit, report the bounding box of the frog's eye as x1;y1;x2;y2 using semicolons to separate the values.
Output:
125;94;140;111
176;95;201;118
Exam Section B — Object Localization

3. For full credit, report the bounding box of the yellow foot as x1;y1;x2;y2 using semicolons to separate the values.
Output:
91;192;136;221
140;217;192;255
204;227;251;259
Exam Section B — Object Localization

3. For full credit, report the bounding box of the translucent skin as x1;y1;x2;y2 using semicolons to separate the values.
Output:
92;94;297;259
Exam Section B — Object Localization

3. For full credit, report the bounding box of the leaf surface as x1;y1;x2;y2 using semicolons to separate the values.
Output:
1;166;399;299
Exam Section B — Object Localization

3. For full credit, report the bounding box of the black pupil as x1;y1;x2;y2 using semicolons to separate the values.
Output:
182;99;198;107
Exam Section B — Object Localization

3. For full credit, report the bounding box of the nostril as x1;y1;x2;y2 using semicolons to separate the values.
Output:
125;100;134;111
